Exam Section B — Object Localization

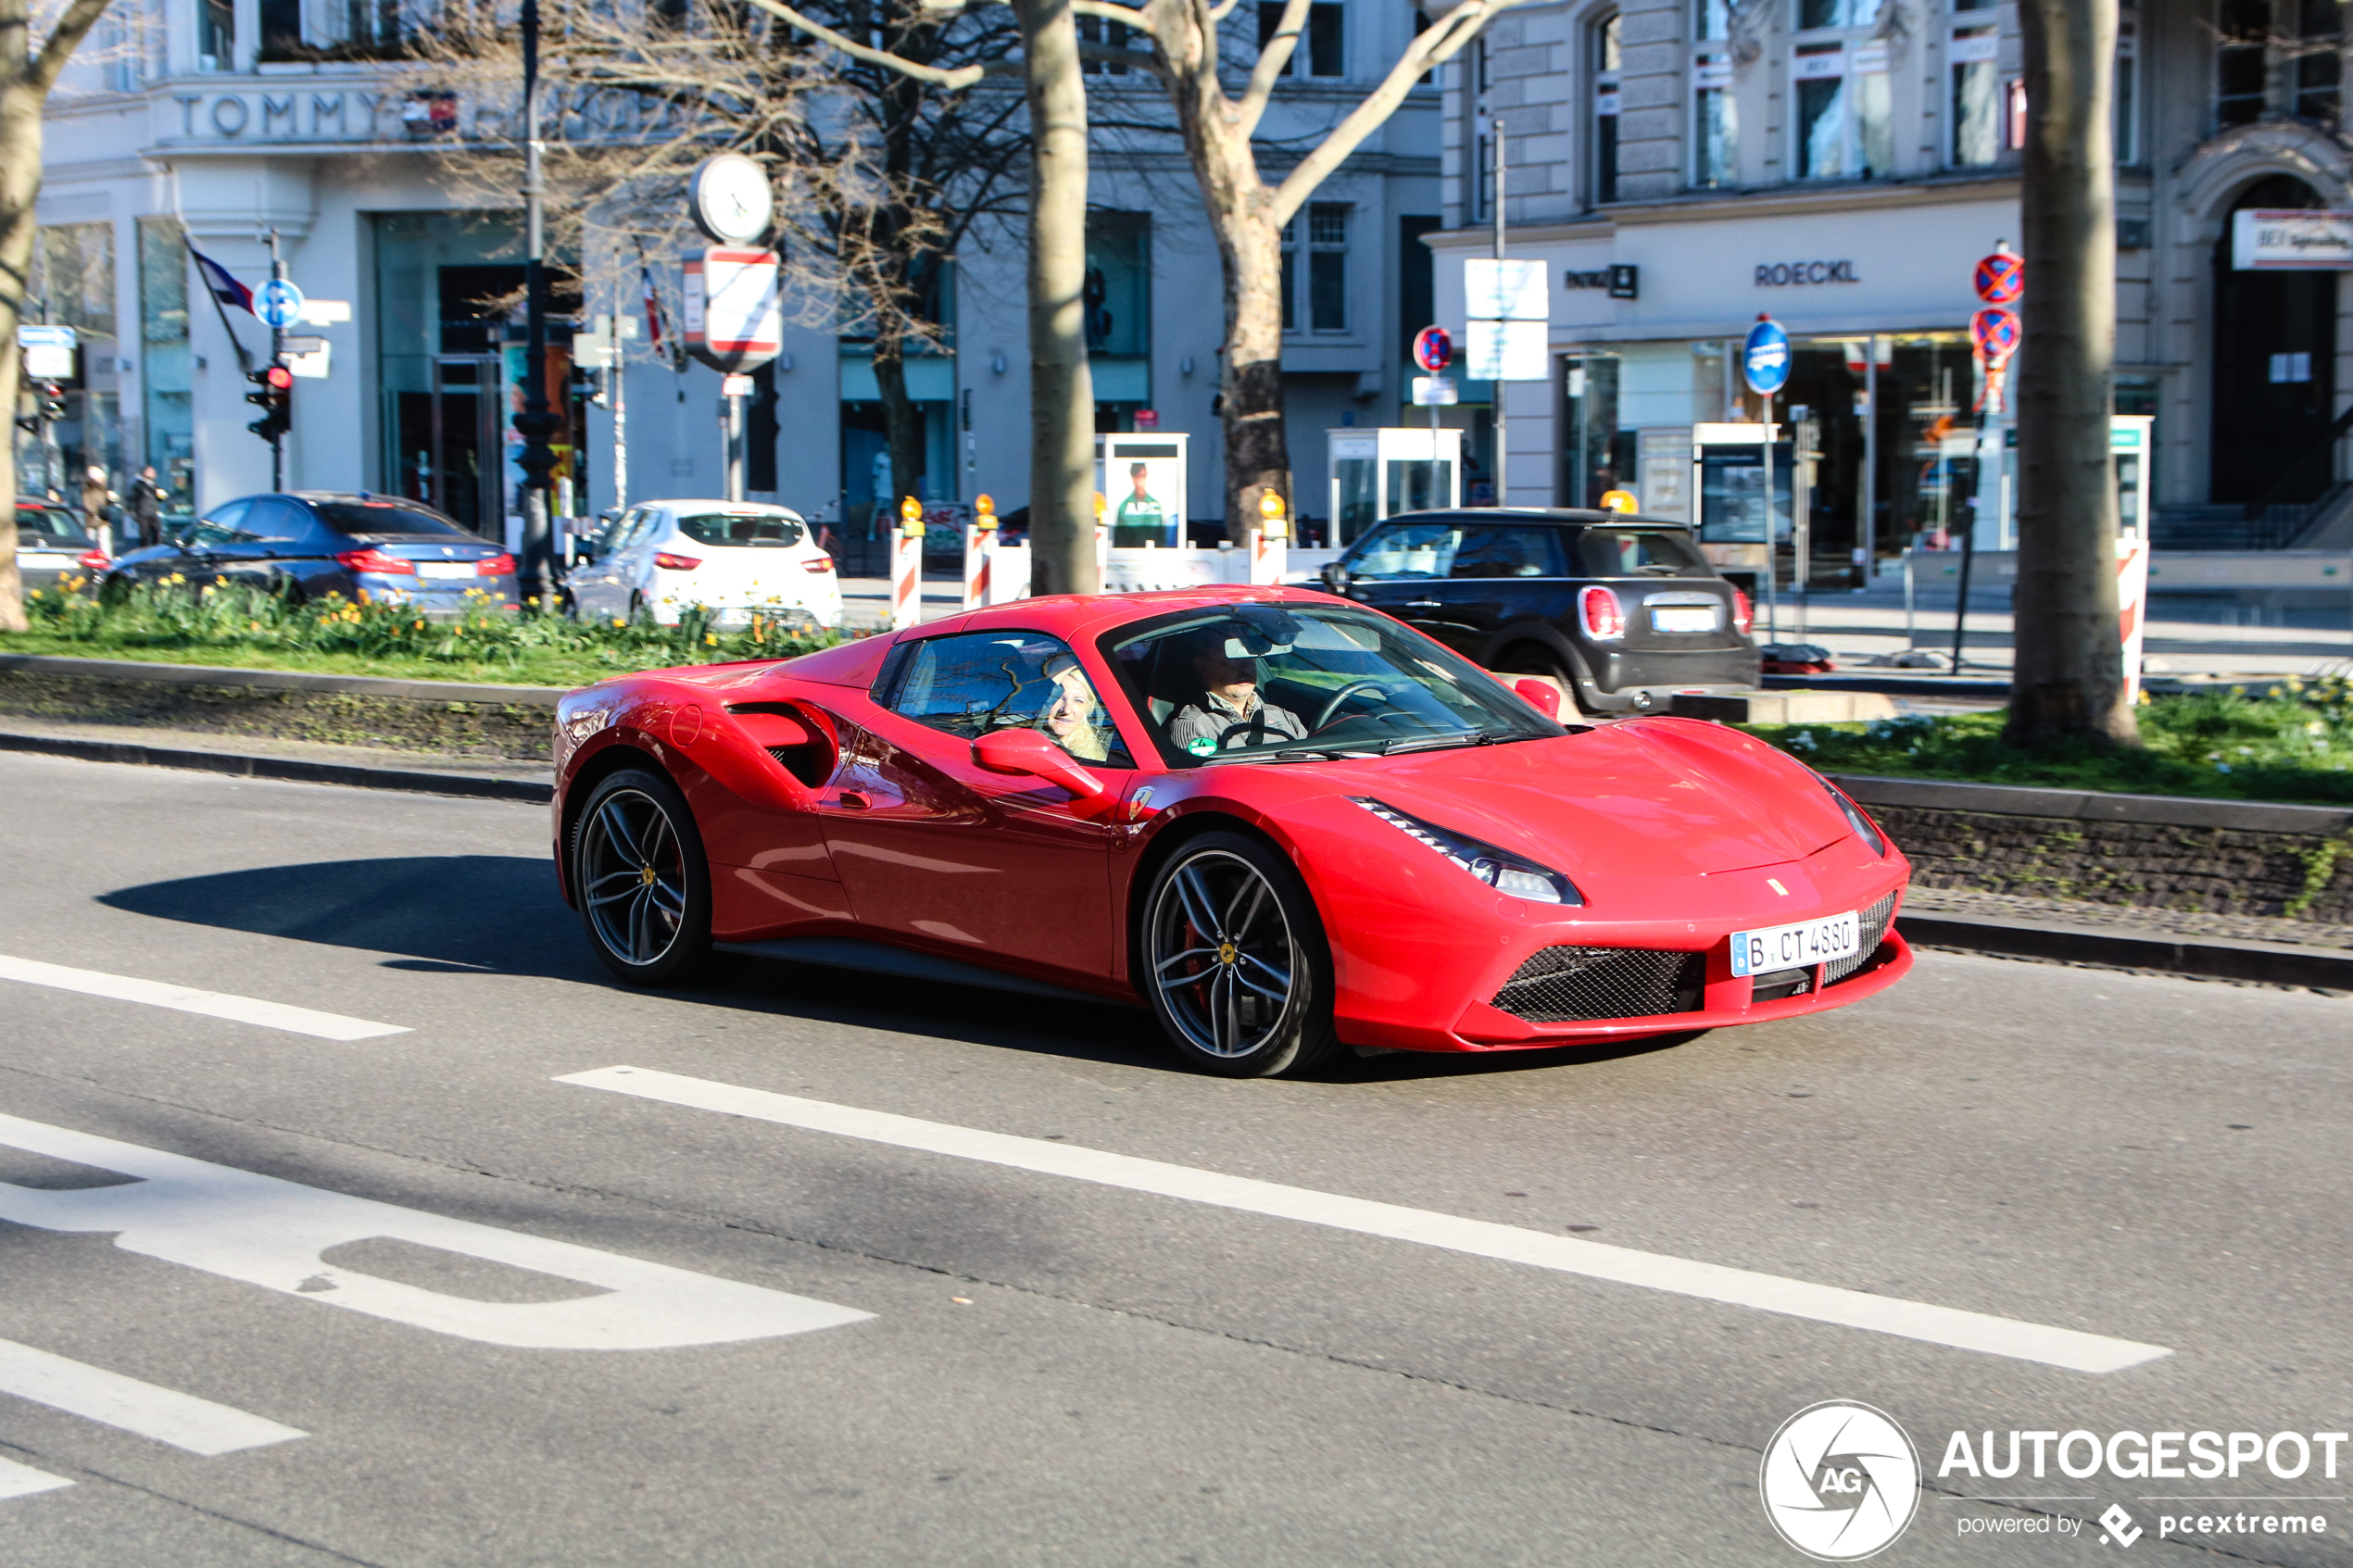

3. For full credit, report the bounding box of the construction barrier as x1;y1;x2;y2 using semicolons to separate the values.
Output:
890;496;925;630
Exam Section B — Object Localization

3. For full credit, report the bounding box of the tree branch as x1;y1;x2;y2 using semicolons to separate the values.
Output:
31;0;115;92
1072;0;1156;35
739;0;1002;87
1270;0;1513;223
1237;0;1309;136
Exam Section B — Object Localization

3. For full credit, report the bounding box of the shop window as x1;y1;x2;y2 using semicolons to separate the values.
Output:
37;224;116;342
1257;1;1344;78
1593;13;1621;204
1083;211;1150;358
136;218;193;508
2296;0;2342;126
2216;0;2270;129
1307;203;1349;332
1951;25;2000;166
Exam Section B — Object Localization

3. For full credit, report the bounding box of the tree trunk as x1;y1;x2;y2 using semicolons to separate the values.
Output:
1012;0;1095;595
870;333;927;516
0;82;44;633
1216;209;1288;538
2007;0;2137;746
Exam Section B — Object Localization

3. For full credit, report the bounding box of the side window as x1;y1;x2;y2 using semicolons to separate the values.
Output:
191;498;251;546
1347;521;1463;580
887;632;1131;766
1451;525;1565;579
238;499;312;543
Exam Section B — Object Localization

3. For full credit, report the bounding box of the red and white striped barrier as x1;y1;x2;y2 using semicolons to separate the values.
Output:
963;521;996;610
890;498;924;631
1248;492;1290;586
2117;534;2149;706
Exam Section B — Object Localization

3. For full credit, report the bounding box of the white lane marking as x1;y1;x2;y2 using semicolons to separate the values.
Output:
560;1066;2173;1376
0;1338;304;1456
0;954;408;1042
0;1457;72;1499
0;1115;872;1351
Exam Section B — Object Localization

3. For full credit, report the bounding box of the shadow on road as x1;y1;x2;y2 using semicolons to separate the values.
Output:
96;855;1707;1084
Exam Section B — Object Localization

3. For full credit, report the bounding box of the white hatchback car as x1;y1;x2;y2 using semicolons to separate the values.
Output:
564;500;841;632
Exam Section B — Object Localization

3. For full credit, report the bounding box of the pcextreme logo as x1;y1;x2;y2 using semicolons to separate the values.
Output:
1762;1401;1924;1561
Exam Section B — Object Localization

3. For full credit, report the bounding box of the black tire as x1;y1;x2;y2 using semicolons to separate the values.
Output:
1139;831;1342;1077
570;765;715;985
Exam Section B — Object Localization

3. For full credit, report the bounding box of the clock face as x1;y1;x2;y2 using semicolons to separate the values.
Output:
691;155;773;245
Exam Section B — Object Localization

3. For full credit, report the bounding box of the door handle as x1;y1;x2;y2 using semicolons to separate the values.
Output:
1403;598;1443;608
833;789;872;810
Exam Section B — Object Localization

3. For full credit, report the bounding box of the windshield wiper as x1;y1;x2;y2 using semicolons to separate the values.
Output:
1378;727;1549;756
1198;745;1374;766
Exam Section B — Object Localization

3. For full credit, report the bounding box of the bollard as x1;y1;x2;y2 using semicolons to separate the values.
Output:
963;494;999;611
1248;488;1290;586
890;495;925;630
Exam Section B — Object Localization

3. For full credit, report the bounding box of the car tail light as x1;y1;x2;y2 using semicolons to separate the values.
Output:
335;547;414;575
1579;584;1626;641
653;551;702;571
1731;588;1755;635
76;548;109;571
476;552;515;576
803;555;834;574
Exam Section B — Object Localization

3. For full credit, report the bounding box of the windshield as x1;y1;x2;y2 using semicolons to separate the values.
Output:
674;510;806;548
17;507;91;547
1104;603;1565;766
310;500;470;538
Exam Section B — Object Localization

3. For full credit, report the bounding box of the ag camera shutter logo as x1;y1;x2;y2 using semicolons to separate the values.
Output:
1762;1401;1921;1560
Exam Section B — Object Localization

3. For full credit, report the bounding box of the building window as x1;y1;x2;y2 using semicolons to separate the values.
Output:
1692;0;1737;188
1280;220;1297;331
1307;203;1349;331
198;0;233;69
1793;3;1890;182
2115;12;2140;160
1594;13;1621;204
261;0;424;61
1080;10;1134;74
2217;0;2270;128
1951;25;2000;166
1257;1;1345;79
2296;0;2343;125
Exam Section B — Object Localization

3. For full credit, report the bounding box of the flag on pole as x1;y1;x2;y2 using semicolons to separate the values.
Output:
188;245;255;316
640;265;670;361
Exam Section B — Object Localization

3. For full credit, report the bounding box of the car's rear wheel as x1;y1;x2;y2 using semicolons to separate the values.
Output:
1492;644;1593;715
572;766;714;985
1141;832;1341;1077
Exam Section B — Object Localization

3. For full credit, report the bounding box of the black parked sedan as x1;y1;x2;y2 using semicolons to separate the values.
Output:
107;493;518;611
1324;508;1760;715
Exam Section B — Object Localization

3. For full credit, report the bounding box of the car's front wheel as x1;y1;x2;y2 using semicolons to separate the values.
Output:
572;765;714;985
1140;832;1341;1077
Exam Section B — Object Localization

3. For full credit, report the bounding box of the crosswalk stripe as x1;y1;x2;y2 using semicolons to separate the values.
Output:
0;954;407;1041
560;1065;2173;1376
0;1338;305;1455
0;1456;72;1499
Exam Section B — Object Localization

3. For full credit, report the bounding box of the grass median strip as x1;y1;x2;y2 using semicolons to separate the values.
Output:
559;1065;2173;1375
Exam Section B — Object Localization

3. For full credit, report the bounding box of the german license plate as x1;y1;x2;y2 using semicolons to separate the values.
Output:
415;560;474;580
1652;605;1719;633
1730;910;1860;977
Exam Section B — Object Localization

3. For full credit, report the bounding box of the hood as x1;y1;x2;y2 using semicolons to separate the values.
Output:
1345;719;1851;877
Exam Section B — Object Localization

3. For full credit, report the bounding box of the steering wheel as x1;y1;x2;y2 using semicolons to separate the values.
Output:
1310;679;1392;733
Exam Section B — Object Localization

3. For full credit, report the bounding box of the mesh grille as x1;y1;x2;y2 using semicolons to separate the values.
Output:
1491;946;1705;1023
1825;890;1900;985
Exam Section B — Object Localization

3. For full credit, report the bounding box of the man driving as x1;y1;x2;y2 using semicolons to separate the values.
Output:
1166;626;1308;755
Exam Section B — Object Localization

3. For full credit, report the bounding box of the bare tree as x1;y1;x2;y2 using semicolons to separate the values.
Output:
1064;0;1526;529
2008;0;2138;746
745;0;1100;592
0;0;120;632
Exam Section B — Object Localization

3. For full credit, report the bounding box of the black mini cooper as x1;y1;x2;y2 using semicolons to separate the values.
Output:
1322;508;1760;716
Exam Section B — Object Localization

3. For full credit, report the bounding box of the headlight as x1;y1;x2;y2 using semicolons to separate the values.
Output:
1821;780;1888;856
1353;798;1583;905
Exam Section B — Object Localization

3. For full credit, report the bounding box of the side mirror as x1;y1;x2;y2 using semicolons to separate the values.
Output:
1513;677;1564;721
1319;561;1349;592
973;728;1115;819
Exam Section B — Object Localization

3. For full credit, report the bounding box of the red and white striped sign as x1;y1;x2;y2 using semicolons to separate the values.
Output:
682;248;781;371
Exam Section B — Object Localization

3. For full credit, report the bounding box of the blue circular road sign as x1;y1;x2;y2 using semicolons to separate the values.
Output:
256;278;306;330
1743;317;1791;397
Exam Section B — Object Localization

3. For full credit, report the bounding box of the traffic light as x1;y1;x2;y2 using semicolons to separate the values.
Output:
36;382;65;421
245;363;292;443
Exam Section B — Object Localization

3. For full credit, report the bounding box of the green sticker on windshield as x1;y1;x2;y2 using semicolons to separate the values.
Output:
1186;736;1217;757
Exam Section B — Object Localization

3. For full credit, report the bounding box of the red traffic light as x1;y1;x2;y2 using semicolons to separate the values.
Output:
264;365;294;390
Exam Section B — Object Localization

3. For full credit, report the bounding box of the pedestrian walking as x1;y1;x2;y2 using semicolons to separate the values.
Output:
128;464;166;551
80;465;115;558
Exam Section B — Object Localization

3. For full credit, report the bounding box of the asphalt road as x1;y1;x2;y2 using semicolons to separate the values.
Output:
0;750;2347;1568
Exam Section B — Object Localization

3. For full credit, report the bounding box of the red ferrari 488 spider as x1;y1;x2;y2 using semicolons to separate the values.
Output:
552;585;1910;1076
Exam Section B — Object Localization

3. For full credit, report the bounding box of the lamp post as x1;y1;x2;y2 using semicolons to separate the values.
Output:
512;0;561;607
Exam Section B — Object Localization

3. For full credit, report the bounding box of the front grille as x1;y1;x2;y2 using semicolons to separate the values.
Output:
1825;890;1900;985
1491;946;1705;1023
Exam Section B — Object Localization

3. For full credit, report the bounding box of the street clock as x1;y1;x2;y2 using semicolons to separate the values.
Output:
688;154;774;245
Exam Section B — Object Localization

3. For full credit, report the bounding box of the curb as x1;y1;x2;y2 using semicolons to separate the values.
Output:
1831;772;2353;835
0;730;555;804
0;651;568;707
1896;912;2353;990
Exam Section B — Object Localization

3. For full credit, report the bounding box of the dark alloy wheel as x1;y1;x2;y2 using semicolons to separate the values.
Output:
572;766;714;985
1141;831;1341;1077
